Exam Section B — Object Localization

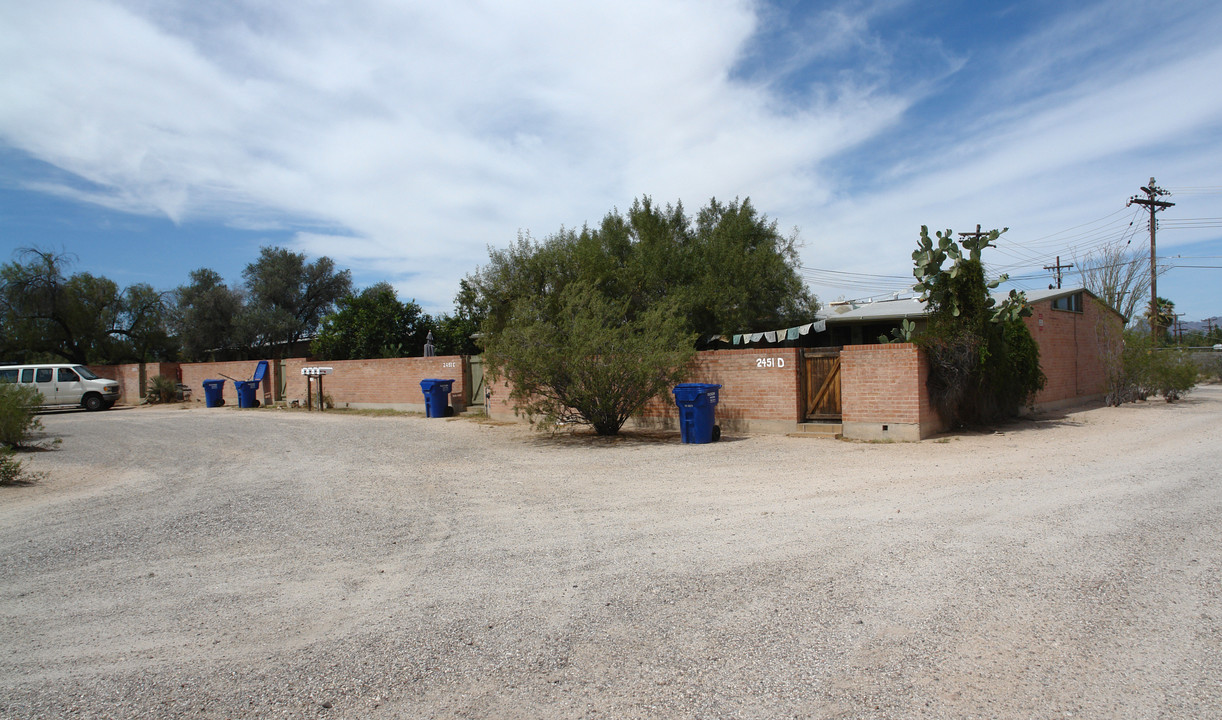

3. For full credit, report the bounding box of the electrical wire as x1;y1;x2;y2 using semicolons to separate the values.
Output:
799;196;1222;299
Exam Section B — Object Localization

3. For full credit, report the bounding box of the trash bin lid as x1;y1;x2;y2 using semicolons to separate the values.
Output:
673;382;721;404
252;360;268;383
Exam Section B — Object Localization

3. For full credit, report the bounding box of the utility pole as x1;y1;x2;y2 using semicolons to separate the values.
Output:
1128;177;1174;338
1172;314;1185;344
1043;256;1074;289
1207;317;1222;344
958;224;987;243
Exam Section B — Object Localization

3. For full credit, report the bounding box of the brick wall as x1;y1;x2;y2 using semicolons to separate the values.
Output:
840;343;942;441
88;362;181;406
638;348;803;433
486;348;805;434
92;357;468;411
279;357;466;411
177;360;267;406
1023;297;1119;408
86;303;1113;436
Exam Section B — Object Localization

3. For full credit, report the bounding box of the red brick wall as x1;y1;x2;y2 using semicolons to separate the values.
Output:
840;343;941;434
177;360;269;406
88;362;181;406
280;357;466;410
636;348;802;430
1023;297;1119;406
486;348;804;431
90;357;468;410
486;376;517;418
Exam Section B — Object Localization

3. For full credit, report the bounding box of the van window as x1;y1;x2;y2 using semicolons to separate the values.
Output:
75;366;100;380
58;368;80;382
0;369;17;383
35;368;53;383
20;369;33;383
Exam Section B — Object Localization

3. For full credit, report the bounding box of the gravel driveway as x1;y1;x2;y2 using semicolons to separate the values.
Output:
2;388;1221;719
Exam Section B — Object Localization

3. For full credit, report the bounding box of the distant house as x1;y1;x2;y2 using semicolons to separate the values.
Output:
676;286;1124;439
809;287;1124;410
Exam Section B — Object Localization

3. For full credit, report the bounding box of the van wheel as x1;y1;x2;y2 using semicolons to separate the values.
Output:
83;394;104;411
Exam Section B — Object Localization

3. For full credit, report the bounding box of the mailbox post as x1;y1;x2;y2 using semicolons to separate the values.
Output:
300;366;334;411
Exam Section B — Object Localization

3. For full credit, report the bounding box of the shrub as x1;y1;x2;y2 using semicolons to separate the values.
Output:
1149;349;1197;402
0;383;45;448
145;374;179;404
1107;331;1198;403
0;384;50;486
484;285;695;435
1;448;41;486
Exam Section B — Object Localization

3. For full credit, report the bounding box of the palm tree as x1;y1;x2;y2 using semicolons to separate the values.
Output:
1147;296;1175;342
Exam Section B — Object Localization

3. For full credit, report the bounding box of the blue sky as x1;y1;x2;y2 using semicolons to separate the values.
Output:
2;0;1221;322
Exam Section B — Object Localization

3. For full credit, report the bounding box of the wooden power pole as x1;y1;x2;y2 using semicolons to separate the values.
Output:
1128;178;1174;338
1043;256;1073;289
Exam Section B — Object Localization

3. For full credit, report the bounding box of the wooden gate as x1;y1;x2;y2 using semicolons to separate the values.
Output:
466;355;486;408
803;348;842;420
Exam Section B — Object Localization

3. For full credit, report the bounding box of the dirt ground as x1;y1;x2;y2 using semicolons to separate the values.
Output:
1;387;1220;719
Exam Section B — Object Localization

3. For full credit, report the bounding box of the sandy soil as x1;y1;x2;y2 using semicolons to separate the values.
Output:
1;388;1220;719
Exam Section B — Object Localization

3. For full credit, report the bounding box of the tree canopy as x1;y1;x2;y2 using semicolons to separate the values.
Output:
0;248;174;364
241;247;352;352
311;282;429;360
468;196;818;435
1074;239;1155;326
467;197;817;342
171;268;245;361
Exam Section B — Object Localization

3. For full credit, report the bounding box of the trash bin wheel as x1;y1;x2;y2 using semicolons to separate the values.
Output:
712;425;721;442
445;406;455;417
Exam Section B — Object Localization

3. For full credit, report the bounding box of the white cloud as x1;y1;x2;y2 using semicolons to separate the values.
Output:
1;0;1220;316
795;4;1222;303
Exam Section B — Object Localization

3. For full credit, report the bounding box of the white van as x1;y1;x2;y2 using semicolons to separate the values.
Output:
0;364;121;411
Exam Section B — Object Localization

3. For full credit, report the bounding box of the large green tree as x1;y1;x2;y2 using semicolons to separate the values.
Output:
172;268;245;361
429;278;483;356
468;196;817;340
311;282;429;360
467;196;817;435
242;247;352;352
0;248;174;364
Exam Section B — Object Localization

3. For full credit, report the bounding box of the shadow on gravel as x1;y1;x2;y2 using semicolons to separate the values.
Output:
36;405;137;416
925;391;1211;441
925;413;1086;441
525;429;749;447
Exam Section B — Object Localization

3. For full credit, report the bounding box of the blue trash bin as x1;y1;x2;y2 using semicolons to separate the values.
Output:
234;380;260;408
420;379;456;418
672;383;722;443
202;379;226;407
